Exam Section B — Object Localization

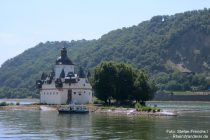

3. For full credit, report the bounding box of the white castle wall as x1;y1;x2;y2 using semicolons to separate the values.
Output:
71;89;92;104
40;78;92;104
40;89;68;104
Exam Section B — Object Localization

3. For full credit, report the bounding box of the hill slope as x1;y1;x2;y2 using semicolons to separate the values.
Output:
0;9;210;98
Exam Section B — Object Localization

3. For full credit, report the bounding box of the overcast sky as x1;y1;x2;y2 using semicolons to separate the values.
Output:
0;0;209;66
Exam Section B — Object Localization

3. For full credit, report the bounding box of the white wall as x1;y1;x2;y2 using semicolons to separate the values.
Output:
72;89;92;104
40;90;68;104
40;78;92;105
40;89;91;104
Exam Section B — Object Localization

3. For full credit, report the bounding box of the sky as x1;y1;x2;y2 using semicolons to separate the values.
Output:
0;0;210;66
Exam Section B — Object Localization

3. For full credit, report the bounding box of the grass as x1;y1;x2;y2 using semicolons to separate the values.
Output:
92;96;104;104
92;97;161;112
98;102;160;113
135;102;160;112
100;106;116;110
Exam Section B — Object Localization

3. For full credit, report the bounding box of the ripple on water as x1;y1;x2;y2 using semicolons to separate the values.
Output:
0;101;210;139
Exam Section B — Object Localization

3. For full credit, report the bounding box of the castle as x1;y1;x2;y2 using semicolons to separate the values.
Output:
36;47;92;104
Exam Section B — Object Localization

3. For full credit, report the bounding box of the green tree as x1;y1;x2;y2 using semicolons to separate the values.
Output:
113;63;135;103
92;62;117;104
132;70;156;106
92;61;155;105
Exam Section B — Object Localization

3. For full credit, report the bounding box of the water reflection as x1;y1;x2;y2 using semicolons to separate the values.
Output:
91;114;156;139
0;102;210;139
0;110;42;139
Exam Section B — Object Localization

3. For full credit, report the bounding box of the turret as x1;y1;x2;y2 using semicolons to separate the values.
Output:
54;47;74;78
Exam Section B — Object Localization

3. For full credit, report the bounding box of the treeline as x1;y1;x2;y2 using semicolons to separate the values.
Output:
156;72;210;91
91;61;156;105
0;9;210;98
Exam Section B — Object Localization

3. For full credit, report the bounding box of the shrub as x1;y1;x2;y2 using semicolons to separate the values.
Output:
0;102;8;106
135;103;160;112
135;102;142;111
9;103;14;105
93;97;103;104
142;106;151;112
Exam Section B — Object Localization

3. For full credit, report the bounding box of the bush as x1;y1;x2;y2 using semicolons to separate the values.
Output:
93;97;103;104
135;102;142;111
135;102;160;112
0;102;8;106
142;106;152;112
16;102;20;105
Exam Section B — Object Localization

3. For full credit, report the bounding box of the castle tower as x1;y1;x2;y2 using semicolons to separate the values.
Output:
54;47;74;78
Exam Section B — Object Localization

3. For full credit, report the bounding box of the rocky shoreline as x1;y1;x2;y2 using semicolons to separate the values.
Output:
94;107;177;116
0;104;178;116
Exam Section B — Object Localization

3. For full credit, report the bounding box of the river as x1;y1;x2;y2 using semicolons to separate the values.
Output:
0;101;210;139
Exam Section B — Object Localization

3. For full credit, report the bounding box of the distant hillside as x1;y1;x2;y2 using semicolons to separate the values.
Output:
0;9;210;98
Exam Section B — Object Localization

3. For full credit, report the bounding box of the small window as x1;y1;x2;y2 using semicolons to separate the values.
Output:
84;91;86;93
56;92;58;95
79;93;81;96
74;92;76;94
83;84;85;86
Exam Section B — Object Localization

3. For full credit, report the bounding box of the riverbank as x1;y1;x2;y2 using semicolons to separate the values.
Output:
0;104;178;116
94;106;177;116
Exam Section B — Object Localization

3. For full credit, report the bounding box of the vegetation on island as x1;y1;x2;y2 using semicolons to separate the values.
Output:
0;9;210;98
0;101;20;106
91;61;156;106
134;102;160;112
0;102;8;106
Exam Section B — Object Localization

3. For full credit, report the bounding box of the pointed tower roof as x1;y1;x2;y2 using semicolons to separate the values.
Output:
60;69;65;78
56;47;73;65
78;67;85;78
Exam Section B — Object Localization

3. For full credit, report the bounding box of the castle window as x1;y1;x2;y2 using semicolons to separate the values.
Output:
74;92;76;94
56;92;58;95
83;84;85;86
79;93;81;96
84;91;86;93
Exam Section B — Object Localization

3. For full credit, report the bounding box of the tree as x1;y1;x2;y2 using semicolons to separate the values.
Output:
92;61;156;105
114;63;135;103
92;62;117;104
132;70;156;106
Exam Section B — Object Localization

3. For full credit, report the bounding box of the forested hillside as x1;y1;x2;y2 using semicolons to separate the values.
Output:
0;9;210;98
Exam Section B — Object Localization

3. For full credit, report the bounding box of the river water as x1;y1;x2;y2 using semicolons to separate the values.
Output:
0;101;210;139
